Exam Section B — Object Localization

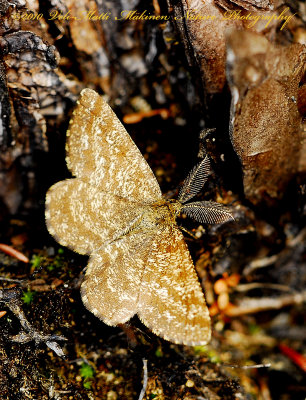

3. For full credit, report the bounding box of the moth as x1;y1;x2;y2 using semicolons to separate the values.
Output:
45;89;233;345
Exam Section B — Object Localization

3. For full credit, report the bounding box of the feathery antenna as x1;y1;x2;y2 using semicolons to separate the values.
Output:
178;156;211;204
182;201;234;224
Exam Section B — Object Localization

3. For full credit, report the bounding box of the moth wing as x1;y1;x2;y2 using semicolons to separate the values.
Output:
80;232;156;325
66;88;162;203
45;178;145;255
137;226;211;346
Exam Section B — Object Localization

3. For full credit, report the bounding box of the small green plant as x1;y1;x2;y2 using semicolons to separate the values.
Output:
206;349;221;364
193;346;221;363
83;380;92;390
248;323;261;335
155;347;163;358
21;290;36;304
30;255;41;269
193;345;207;355
79;362;94;389
48;252;65;271
52;255;64;269
80;363;94;379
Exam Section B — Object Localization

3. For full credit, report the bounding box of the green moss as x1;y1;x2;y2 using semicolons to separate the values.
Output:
80;362;94;379
248;323;261;335
30;255;41;269
21;290;36;304
155;347;163;358
83;380;92;390
193;345;207;355
52;255;64;268
79;362;95;390
193;346;221;363
47;253;65;271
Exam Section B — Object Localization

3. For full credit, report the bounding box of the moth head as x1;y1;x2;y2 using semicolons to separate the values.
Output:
168;199;184;219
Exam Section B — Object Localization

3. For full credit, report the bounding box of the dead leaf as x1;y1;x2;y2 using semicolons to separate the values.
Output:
226;30;306;203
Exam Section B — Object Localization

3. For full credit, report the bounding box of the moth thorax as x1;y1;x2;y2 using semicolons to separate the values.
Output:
167;200;183;220
149;200;183;226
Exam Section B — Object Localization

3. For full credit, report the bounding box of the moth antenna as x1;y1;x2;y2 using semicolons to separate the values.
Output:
182;201;234;224
177;156;211;204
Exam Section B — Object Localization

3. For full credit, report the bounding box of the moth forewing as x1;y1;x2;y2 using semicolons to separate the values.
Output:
65;88;163;203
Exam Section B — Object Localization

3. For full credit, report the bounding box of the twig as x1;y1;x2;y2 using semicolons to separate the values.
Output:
123;108;170;124
279;344;306;372
234;283;291;293
224;363;271;369
138;359;148;400
242;255;278;276
0;277;26;284
286;226;306;247
0;288;67;357
243;227;306;277
0;277;65;292
0;243;29;263
225;292;306;316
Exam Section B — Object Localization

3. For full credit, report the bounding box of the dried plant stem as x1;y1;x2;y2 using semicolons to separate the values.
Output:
242;255;278;276
138;359;148;400
226;292;306;316
234;283;291;293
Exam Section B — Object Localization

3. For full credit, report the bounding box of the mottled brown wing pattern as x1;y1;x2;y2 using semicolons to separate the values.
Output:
138;226;210;345
66;89;162;203
45;178;146;255
81;225;210;345
45;88;214;346
81;231;156;325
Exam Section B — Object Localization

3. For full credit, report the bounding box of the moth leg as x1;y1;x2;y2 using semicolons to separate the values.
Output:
178;225;198;240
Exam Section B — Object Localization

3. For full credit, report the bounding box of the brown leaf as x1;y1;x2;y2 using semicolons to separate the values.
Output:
66;0;104;54
226;30;306;204
216;0;275;12
168;0;281;93
169;0;242;93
